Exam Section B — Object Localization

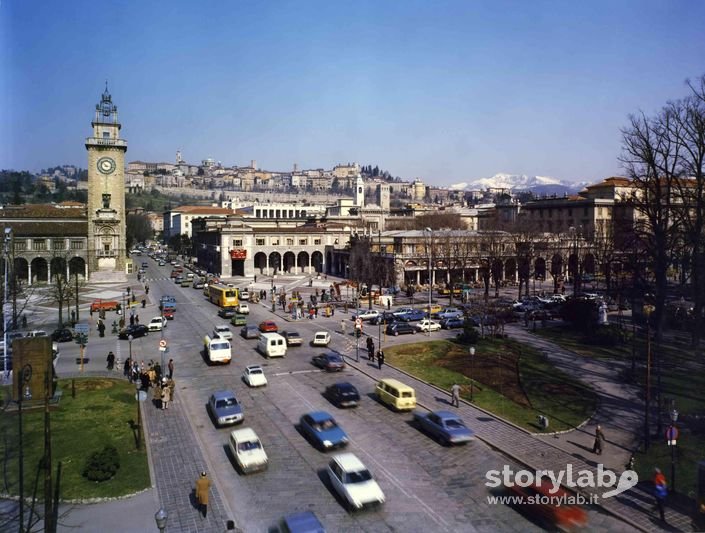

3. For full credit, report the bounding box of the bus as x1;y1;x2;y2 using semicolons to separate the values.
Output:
208;283;239;308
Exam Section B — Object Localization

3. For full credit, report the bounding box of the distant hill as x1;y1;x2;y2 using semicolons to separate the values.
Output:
449;173;588;194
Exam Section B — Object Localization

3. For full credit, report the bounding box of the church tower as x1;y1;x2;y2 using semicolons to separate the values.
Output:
85;85;128;281
354;176;365;208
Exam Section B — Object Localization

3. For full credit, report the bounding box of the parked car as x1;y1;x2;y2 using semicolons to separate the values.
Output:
440;317;465;330
228;427;268;474
299;411;349;450
259;320;278;333
312;331;331;347
312;352;346;372
147;316;167;332
51;328;74;342
180;278;191;287
240;325;260;339
369;311;397;326
213;325;233;340
325;382;360;408
413;410;475;445
415;319;441;332
281;331;303;347
396;309;425;322
174;275;184;284
242;364;267;387
351;309;379;321
386;322;417;336
423;303;443;316
118;324;149;339
218;307;237;319
237;303;250;314
208;390;243;427
437;307;463;320
326;453;385;510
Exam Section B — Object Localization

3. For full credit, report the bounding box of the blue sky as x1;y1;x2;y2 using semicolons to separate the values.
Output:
1;1;704;185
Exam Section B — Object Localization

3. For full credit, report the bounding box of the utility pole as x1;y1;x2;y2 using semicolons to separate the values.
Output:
44;369;53;533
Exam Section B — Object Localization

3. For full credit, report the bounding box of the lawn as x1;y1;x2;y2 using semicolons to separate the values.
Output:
0;378;150;500
384;338;598;432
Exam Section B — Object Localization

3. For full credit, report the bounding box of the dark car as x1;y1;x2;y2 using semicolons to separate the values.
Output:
240;325;260;339
369;311;398;326
413;410;475;445
325;382;360;408
278;511;325;533
312;352;346;372
218;307;237;319
397;309;426;322
118;324;149;339
386;322;417;336
51;328;74;342
281;331;303;346
207;390;244;427
299;411;349;450
440;317;465;330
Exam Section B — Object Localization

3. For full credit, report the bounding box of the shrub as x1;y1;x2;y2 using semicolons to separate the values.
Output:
82;445;120;482
560;298;599;334
586;324;630;347
458;324;480;344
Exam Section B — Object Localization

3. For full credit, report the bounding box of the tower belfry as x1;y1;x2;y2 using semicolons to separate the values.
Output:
85;84;128;281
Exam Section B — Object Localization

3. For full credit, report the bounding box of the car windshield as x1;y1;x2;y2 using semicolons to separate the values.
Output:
216;327;229;333
249;369;263;375
313;419;337;432
238;440;261;452
212;342;229;350
344;469;372;484
288;333;300;338
216;397;238;408
327;355;342;362
444;418;466;429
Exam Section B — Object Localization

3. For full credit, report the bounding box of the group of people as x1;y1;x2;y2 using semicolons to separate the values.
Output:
365;337;385;368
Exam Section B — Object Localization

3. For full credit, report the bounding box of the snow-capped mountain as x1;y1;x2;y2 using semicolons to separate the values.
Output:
449;173;587;194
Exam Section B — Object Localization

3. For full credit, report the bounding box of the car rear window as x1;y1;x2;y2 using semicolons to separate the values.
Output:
344;469;372;484
401;391;414;398
212;342;229;350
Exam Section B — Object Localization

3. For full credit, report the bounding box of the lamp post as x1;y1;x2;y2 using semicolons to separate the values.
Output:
669;407;679;492
3;227;11;380
643;304;655;451
469;346;476;401
155;507;168;533
122;290;127;317
18;363;32;533
424;227;433;338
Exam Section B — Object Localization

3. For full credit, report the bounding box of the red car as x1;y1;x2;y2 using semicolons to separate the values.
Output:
259;320;278;333
505;479;587;531
163;308;175;320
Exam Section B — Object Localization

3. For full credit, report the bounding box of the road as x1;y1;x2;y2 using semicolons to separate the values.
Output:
52;258;632;532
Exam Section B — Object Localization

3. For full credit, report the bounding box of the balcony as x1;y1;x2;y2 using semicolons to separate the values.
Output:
85;137;127;148
96;250;117;258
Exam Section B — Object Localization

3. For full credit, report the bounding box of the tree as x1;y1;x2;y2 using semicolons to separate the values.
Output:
348;234;394;309
126;213;153;250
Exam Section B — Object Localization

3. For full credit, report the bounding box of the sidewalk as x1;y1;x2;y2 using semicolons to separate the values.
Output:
338;331;696;532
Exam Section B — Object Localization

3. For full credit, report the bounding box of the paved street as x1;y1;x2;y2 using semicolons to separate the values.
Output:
4;260;693;532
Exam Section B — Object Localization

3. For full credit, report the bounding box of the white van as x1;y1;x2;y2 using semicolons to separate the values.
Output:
204;335;232;364
257;332;287;358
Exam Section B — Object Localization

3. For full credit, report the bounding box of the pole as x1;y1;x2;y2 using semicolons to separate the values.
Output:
136;389;142;450
3;228;10;380
18;376;24;533
80;342;84;373
74;272;79;323
645;319;651;450
44;369;53;533
670;425;676;492
355;296;360;362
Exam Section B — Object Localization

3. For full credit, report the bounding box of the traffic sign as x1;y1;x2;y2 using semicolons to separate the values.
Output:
74;323;89;334
666;425;679;446
159;339;167;348
355;318;362;327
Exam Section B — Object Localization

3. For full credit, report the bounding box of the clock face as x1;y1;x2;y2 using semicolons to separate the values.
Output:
97;157;116;175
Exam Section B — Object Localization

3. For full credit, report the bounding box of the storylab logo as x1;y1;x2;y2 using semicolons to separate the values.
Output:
486;464;638;500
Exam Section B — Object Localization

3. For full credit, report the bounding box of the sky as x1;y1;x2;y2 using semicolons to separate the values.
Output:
1;1;704;186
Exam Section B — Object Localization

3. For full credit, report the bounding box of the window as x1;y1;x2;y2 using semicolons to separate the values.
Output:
233;240;242;247
286;238;294;246
14;241;26;252
32;239;46;251
256;238;265;246
314;239;321;245
299;238;307;245
272;239;279;246
584;207;588;215
102;131;109;139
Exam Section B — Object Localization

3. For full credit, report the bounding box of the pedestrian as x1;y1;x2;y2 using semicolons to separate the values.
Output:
153;382;162;408
195;471;211;518
98;321;105;338
314;306;318;318
331;306;334;316
377;350;385;370
254;274;257;283
141;299;146;308
161;380;171;409
168;358;174;379
106;351;115;370
592;425;605;455
130;314;135;326
387;300;391;310
450;383;461;407
341;320;346;335
367;337;375;361
653;468;668;522
135;314;140;325
145;284;149;294
124;356;132;380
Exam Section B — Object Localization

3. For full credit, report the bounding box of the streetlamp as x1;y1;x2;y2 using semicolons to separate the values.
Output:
18;363;32;533
155;507;168;533
643;304;655;450
469;346;476;401
424;227;433;337
669;407;679;492
3;227;12;380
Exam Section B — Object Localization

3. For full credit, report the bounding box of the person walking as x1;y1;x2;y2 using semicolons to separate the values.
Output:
168;358;174;379
450;383;461;407
341;320;346;335
592;424;605;455
161;380;171;410
367;337;375;361
124;356;132;381
653;467;668;522
196;471;211;519
377;350;385;370
106;351;115;370
130;314;135;326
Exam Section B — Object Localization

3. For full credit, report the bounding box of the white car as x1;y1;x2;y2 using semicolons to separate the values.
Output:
213;325;233;340
239;289;250;301
237;303;250;314
326;453;385;511
415;319;441;332
312;331;331;347
243;364;267;387
147;316;167;332
228;427;268;474
352;309;379;321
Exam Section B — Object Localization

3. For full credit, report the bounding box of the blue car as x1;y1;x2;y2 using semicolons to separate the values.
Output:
208;390;244;427
279;511;325;533
397;309;426;322
299;411;349;451
413;410;475;445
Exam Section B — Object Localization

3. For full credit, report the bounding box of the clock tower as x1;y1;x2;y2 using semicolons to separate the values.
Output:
85;84;128;281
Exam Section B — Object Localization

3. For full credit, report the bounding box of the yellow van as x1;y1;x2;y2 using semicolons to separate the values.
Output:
375;378;416;411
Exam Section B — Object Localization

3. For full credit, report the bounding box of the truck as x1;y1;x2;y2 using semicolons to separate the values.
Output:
203;335;232;364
